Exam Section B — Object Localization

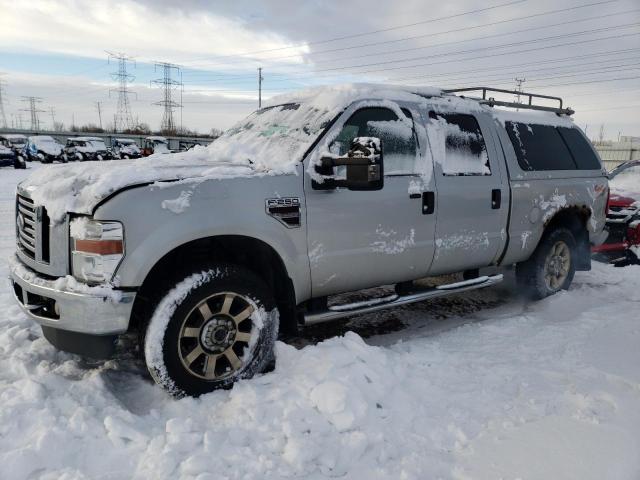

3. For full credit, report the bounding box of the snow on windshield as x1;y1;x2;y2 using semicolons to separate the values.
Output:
208;102;335;172
610;164;640;194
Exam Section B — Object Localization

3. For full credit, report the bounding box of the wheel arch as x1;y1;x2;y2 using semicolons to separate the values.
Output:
543;206;592;271
129;235;298;336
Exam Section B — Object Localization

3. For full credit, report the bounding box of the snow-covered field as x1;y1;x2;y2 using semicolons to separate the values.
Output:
1;165;639;480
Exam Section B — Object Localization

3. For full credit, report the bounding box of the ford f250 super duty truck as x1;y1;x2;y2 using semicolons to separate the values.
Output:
9;84;609;396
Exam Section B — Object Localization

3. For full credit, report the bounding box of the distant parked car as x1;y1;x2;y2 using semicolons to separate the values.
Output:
64;137;114;161
0;137;26;169
0;134;28;159
592;160;640;265
24;135;66;163
113;138;142;159
142;136;170;156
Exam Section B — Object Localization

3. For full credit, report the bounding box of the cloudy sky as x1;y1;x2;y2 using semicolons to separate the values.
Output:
0;0;638;138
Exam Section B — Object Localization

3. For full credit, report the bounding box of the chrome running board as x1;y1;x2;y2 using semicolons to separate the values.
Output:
303;274;503;326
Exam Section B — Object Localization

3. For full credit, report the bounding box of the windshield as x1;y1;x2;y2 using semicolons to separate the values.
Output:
9;138;24;145
208;102;335;170
90;141;107;150
610;164;640;193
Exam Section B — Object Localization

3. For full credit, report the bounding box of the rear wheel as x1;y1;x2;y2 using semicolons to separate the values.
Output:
517;227;576;299
143;264;279;397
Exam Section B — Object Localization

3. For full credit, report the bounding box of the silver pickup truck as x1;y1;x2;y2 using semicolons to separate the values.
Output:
9;84;609;396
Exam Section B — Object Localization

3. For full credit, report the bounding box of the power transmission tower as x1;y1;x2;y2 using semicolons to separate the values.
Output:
258;67;263;109
20;96;45;131
95;101;103;129
0;74;8;128
49;107;56;129
107;51;135;132
514;77;526;104
151;62;182;134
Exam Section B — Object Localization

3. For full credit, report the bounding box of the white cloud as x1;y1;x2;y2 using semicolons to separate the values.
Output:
0;0;308;67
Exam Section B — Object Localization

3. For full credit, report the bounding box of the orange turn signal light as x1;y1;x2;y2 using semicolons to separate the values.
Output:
74;239;123;255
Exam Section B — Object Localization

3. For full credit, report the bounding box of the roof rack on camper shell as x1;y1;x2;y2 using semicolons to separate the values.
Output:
443;87;575;116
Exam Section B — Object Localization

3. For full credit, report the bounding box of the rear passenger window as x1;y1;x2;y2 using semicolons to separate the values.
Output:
431;112;491;176
506;122;577;171
557;127;601;170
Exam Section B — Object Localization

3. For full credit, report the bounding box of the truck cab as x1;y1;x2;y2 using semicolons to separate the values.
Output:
9;84;608;396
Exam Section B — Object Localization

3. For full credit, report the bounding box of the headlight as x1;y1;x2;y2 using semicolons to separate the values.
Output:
70;217;124;284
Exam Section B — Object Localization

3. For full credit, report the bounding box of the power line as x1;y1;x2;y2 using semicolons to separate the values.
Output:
284;22;640;78
107;51;136;132
180;0;528;66
182;22;640;87
184;2;632;72
294;31;640;82
152;62;183;133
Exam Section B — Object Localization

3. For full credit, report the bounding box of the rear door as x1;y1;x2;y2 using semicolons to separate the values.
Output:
425;110;509;274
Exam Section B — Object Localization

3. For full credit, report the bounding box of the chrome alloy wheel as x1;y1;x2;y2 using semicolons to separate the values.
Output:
544;240;571;290
178;292;257;380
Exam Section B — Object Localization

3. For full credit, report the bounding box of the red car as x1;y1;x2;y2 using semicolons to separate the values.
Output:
592;160;640;265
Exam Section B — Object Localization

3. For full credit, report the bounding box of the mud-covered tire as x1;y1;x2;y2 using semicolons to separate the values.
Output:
143;264;279;397
516;227;576;299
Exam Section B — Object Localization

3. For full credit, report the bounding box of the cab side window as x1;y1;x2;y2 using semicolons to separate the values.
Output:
430;112;491;176
330;107;418;175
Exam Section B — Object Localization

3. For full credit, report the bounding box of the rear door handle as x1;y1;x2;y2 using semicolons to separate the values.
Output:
491;189;501;209
422;191;435;215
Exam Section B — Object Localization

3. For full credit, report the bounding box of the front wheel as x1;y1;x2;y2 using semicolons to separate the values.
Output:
143;264;279;397
517;227;576;299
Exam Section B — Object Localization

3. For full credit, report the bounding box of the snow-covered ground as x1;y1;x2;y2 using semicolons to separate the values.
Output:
1;165;639;480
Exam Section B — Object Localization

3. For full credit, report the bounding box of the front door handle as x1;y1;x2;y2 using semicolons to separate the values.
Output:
422;191;435;215
491;189;501;209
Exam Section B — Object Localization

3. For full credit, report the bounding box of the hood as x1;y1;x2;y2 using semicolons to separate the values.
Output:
20;146;294;224
34;142;63;155
609;191;640;207
0;145;14;155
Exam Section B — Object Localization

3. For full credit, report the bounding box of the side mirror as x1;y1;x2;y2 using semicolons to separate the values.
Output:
316;137;384;191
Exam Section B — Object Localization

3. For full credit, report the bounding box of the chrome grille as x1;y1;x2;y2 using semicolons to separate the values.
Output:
607;204;639;224
16;194;37;259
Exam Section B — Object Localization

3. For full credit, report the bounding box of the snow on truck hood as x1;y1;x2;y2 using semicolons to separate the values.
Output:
20;147;281;223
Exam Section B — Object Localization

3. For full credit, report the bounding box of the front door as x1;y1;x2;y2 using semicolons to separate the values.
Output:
426;111;509;275
304;101;437;297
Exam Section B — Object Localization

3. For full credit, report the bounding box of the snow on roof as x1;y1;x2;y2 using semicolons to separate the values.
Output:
488;107;575;128
265;83;443;109
115;138;136;143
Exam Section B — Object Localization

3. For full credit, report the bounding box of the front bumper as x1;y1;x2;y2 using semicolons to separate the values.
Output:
8;254;135;335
